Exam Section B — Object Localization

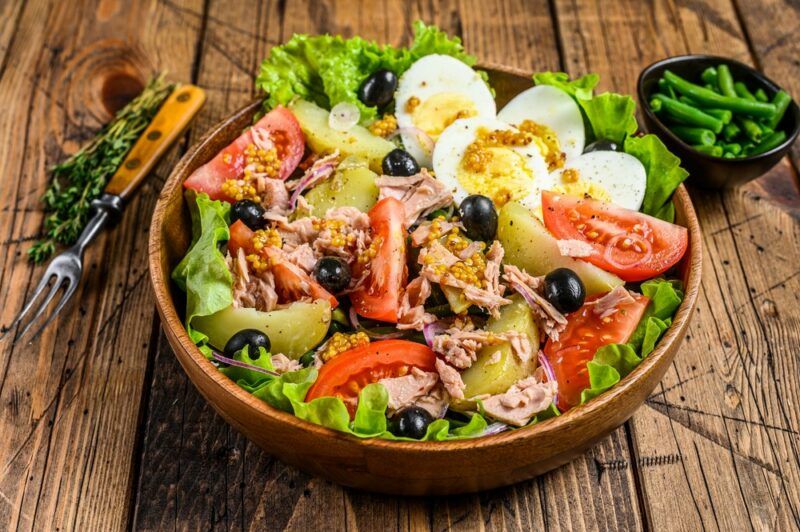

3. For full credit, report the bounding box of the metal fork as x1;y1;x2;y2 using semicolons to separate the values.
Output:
3;84;206;343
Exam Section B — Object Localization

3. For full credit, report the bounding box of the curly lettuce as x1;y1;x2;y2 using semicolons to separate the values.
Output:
532;72;687;221
256;21;478;124
171;192;232;355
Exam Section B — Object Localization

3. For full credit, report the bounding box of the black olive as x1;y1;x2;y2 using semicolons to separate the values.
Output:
583;139;619;153
382;148;420;177
230;200;267;230
459;195;498;242
389;407;434;439
224;329;271;359
313;256;351;293
544;268;586;313
357;69;398;108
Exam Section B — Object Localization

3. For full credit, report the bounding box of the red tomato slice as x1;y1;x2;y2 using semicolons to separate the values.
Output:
541;191;688;282
305;340;437;416
543;292;649;410
350;198;408;322
184;106;304;201
227;220;338;309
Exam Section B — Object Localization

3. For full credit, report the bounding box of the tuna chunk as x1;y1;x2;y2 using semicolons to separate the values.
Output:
228;248;279;312
270;353;302;374
503;264;567;341
410;219;460;247
481;377;558;426
376;169;452;226
435;358;466;400
286;243;317;273
378;368;448;418
591;285;636;319
397;276;437;331
432;329;503;369
556;239;595;258
256;176;290;214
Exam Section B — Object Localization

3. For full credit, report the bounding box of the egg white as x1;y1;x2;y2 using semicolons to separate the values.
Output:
432;116;553;210
550;151;647;210
395;55;496;168
497;85;585;162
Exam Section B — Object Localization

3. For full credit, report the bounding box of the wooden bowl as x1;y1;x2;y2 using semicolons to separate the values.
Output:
149;64;703;496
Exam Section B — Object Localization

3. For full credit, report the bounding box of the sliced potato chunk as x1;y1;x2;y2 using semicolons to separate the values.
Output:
192;300;331;359
304;157;379;216
498;201;623;296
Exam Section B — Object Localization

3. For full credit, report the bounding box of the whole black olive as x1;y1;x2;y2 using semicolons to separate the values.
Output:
544;268;586;313
313;256;352;293
583;139;619;153
224;329;271;359
230;200;267;230
390;407;434;439
459;195;498;242
357;69;398;108
382;148;420;177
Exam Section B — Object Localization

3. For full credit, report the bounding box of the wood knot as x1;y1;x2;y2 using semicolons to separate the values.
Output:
760;299;778;318
101;71;144;115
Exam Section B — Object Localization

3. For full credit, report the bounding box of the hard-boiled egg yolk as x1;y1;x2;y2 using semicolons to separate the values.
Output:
552;168;613;203
518;120;564;171
458;146;534;207
411;92;478;142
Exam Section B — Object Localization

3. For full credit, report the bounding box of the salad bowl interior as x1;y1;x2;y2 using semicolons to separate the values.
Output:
149;64;702;495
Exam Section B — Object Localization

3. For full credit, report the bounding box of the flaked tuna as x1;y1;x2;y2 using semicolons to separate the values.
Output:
376;169;452;226
481;376;558;426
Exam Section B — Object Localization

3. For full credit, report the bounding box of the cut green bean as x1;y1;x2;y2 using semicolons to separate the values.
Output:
734;81;756;101
700;67;718;88
658;78;676;98
652;93;724;133
739;117;763;142
747;131;787;156
723;152;737;159
766;90;792;129
722;122;741;141
723;142;742;156
663;70;777;118
692;144;724;157
755;88;768;102
670;125;716;146
716;64;737;97
649;97;663;113
677;96;733;124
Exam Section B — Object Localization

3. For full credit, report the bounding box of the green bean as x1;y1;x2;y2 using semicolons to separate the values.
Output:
766;90;792;129
747;131;787;156
734;81;756;101
651;93;724;133
670;125;716;146
722;122;741;141
755;88;769;102
700;67;718;88
692;144;724;157
739;117;763;142
658;78;676;98
723;152;737;159
717;65;737;97
704;83;716;91
649;97;663;113
722;142;742;156
677;96;733;124
663;70;777;118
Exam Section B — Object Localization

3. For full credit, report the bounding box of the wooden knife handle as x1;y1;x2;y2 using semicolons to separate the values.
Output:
105;84;206;200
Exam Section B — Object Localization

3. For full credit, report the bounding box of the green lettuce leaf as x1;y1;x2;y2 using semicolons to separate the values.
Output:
171;192;232;353
624;134;689;222
256;21;478;124
580;280;684;404
579;92;638;144
532;71;599;100
220;346;274;388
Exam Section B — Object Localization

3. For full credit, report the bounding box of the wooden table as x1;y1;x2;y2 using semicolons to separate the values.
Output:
1;0;798;529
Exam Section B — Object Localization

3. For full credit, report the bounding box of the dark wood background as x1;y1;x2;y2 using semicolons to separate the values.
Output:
1;0;799;530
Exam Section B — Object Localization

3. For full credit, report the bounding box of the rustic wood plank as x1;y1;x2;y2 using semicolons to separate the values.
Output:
554;0;800;529
0;0;203;530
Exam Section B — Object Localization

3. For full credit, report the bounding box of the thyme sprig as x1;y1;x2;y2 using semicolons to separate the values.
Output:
29;74;175;263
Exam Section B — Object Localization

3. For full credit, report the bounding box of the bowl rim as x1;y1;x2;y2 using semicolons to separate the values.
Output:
149;62;703;452
637;53;800;163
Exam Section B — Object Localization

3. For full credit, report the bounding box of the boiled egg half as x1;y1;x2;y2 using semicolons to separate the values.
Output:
395;55;496;168
433;116;553;210
551;150;646;211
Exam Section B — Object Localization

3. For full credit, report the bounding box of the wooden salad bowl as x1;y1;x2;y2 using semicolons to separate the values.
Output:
149;64;703;495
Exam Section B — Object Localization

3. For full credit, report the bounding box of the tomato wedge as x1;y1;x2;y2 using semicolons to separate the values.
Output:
350;198;407;322
227;220;338;309
541;191;688;282
305;340;437;416
543;292;649;410
184;106;304;201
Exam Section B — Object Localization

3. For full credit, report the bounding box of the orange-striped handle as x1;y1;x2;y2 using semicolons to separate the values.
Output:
105;84;206;200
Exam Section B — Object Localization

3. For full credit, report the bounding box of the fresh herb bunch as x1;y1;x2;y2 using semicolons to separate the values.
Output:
29;74;175;263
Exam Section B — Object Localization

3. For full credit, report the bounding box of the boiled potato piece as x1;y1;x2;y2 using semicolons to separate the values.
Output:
498;201;623;296
192;300;331;359
442;285;471;314
457;296;539;402
304;157;379;216
289;99;394;173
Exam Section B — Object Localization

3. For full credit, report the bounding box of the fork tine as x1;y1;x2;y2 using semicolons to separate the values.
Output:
1;270;58;340
25;278;79;344
15;274;65;341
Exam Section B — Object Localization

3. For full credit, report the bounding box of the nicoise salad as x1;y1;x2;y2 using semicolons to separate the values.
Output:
173;22;689;441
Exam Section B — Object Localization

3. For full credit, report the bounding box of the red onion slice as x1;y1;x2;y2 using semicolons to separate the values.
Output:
389;127;434;154
537;350;556;384
211;350;279;377
603;233;653;271
422;320;449;347
349;307;407;340
329;102;360;131
288;162;335;210
481;422;510;436
509;281;538;310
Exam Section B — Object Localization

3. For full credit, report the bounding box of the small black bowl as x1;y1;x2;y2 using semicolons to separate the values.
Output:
638;55;799;189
